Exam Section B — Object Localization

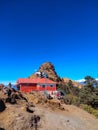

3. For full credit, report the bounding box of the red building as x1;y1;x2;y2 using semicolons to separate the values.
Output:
17;77;56;93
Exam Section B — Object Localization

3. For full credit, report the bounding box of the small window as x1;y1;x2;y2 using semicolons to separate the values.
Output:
50;85;53;87
42;85;45;88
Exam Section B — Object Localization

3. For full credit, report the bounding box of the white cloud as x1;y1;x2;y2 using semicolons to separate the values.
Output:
0;80;16;85
75;79;85;83
95;78;98;81
76;78;98;83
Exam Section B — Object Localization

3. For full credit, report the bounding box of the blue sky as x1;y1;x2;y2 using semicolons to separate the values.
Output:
0;0;97;82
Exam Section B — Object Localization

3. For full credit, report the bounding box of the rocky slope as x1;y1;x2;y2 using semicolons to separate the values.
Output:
0;91;98;130
63;78;83;89
0;86;98;130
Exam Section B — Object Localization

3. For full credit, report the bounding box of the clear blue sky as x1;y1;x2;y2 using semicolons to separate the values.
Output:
0;0;97;81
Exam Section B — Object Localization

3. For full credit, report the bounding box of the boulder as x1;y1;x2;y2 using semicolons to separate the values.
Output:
0;99;6;112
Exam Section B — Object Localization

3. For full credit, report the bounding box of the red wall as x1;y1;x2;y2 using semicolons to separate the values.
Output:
20;84;56;92
20;85;37;92
38;86;56;91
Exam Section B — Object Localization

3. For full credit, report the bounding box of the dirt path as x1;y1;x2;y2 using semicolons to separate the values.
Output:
35;105;98;130
0;103;98;130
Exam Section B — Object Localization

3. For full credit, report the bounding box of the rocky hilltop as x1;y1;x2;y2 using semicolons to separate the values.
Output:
30;62;83;88
30;62;62;82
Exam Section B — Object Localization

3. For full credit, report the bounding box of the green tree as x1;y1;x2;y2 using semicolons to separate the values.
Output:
67;80;79;96
79;76;98;108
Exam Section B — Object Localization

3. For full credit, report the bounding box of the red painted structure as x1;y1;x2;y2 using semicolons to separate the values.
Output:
17;78;56;93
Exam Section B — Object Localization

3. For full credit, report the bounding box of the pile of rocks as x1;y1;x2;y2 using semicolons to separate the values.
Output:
0;86;28;105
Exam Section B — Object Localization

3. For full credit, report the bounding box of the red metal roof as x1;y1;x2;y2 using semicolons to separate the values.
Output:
17;78;56;84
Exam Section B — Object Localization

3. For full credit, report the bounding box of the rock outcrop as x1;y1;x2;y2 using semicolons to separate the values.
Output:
30;62;62;82
30;62;83;88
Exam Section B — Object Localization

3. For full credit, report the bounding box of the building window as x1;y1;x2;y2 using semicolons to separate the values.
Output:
50;85;53;87
42;85;45;88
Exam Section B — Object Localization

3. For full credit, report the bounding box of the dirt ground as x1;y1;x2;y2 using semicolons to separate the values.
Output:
0;102;98;130
34;104;98;130
0;92;98;130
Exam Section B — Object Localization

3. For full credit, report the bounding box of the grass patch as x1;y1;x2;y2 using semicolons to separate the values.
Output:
80;104;98;118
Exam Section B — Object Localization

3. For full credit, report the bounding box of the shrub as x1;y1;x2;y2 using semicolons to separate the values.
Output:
64;94;79;106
